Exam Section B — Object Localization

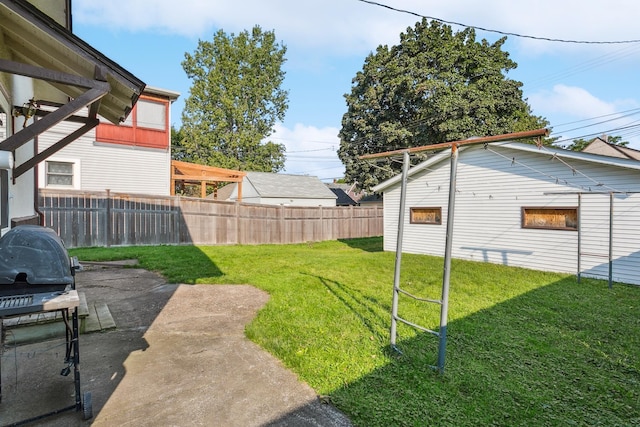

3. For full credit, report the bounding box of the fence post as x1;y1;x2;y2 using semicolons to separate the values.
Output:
105;189;111;247
350;205;354;239
280;205;285;244
235;201;240;245
320;206;324;241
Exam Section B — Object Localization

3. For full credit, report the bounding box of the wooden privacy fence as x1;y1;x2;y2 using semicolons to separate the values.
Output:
39;189;383;248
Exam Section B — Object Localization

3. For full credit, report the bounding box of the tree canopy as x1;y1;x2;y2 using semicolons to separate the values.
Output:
338;19;549;190
179;25;288;172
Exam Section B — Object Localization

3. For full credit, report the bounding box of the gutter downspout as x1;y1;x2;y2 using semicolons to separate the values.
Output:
33;129;43;225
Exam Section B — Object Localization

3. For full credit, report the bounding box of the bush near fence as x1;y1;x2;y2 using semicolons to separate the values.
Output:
39;189;383;248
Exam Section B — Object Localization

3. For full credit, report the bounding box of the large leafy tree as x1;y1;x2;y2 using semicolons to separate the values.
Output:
180;25;288;172
338;19;549;190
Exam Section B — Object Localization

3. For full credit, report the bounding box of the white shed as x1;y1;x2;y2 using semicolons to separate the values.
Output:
373;141;640;285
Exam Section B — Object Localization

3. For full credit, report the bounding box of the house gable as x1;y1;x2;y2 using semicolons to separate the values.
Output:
582;137;640;161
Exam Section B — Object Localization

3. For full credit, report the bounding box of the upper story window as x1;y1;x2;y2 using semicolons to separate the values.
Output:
136;99;166;130
95;95;169;149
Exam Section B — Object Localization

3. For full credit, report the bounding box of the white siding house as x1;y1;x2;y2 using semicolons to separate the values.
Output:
373;142;640;285
37;86;179;196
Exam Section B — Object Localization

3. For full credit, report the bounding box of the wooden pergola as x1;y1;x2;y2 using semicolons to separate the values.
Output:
171;160;246;200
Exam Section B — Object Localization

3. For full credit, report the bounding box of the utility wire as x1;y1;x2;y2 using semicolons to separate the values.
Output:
485;146;623;193
356;0;640;44
551;107;640;130
553;111;640;135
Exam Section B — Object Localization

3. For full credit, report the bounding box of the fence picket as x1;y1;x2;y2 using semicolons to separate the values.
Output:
38;189;382;248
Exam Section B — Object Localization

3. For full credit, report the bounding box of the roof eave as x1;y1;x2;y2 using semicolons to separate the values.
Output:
0;0;145;124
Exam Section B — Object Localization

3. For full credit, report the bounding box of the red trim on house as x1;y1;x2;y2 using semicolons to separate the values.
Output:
96;93;170;149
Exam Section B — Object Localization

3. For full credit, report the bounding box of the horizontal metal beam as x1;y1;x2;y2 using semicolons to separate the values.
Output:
359;128;550;159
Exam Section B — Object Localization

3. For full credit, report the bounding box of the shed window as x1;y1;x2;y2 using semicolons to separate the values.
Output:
521;207;577;231
410;207;442;225
46;161;74;186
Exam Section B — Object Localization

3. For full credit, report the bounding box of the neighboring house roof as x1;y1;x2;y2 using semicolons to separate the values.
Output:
327;182;365;201
210;182;236;201
243;172;337;200
373;141;640;192
581;137;640;161
329;188;358;206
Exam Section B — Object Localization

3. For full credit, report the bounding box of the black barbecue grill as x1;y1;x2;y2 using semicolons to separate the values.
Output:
0;225;92;424
0;225;73;296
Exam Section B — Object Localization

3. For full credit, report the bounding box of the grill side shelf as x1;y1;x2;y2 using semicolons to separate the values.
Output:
0;291;79;317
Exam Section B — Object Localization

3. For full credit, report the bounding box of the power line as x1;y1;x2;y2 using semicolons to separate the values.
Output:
356;0;640;45
552;110;640;135
550;122;640;146
485;146;623;193
551;107;640;130
523;44;640;90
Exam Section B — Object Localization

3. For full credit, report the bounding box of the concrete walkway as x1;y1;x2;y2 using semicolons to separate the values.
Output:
0;264;352;426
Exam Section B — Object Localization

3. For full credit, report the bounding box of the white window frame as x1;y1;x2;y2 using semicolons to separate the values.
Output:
41;158;81;190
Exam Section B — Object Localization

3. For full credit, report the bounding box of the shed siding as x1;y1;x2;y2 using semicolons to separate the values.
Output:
382;145;640;285
37;119;171;195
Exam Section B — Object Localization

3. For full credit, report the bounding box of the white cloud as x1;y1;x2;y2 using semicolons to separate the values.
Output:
529;85;640;147
268;123;344;181
529;84;616;119
74;0;640;57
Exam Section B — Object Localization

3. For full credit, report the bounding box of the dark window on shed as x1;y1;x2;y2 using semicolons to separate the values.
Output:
410;207;442;225
521;207;578;231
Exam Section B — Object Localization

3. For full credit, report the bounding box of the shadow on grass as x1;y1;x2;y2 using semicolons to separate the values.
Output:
69;244;224;284
337;236;384;253
310;274;390;342
329;277;640;427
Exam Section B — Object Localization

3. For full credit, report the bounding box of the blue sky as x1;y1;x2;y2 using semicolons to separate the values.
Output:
73;0;640;182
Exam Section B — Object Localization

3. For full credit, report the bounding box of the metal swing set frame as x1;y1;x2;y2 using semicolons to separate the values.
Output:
360;128;549;373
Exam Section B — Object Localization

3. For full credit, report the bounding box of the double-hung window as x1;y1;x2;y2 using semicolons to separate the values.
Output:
46;161;74;187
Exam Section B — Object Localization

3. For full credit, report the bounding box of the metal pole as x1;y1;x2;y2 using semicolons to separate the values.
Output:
437;144;459;373
577;193;581;283
609;192;613;289
390;150;410;349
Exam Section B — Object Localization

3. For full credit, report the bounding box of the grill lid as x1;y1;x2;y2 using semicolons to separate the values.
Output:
0;225;73;286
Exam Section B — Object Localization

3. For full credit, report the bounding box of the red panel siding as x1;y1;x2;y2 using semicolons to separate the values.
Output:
96;94;170;150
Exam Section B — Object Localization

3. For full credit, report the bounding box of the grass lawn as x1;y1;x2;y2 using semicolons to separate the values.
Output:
70;237;640;426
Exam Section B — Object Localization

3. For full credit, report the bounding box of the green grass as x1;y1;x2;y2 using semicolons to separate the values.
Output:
70;238;640;426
